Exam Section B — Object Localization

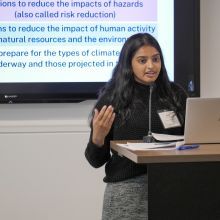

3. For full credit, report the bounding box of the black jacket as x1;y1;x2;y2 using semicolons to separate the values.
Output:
85;82;188;182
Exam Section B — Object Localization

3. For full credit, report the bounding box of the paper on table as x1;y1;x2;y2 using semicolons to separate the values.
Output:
152;133;184;142
117;141;199;151
117;142;177;151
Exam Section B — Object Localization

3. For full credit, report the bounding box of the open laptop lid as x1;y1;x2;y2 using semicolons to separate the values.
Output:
184;97;220;144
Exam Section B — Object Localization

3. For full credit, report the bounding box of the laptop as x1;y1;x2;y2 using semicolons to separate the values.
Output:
184;97;220;144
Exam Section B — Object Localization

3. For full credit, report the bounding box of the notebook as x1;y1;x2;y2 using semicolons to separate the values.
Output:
184;97;220;144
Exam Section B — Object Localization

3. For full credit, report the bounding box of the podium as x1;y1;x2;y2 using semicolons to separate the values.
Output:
111;141;220;220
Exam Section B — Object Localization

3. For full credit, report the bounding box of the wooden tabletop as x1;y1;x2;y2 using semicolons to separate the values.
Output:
111;140;220;163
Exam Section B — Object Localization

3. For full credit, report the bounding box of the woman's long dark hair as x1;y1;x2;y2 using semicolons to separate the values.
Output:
95;33;186;123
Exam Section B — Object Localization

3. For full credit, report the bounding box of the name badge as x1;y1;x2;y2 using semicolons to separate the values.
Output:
158;110;181;129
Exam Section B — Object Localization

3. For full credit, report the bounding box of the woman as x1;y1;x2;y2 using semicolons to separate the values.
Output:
85;33;188;219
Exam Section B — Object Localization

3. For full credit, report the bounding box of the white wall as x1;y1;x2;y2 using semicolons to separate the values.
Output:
0;101;105;220
200;0;220;97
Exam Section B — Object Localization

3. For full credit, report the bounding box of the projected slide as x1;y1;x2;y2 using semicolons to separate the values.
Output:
0;0;173;82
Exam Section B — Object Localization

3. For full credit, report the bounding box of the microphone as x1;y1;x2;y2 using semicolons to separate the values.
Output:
143;83;155;143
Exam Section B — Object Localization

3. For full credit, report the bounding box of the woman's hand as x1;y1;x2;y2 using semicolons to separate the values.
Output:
92;105;115;147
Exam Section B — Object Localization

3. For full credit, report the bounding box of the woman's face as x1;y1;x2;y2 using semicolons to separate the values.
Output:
131;45;161;84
